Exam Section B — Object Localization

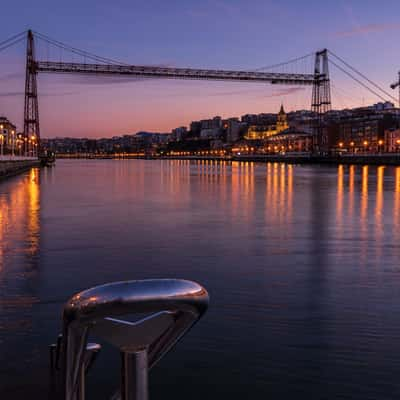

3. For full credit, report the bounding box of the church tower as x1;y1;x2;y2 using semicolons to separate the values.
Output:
276;104;289;133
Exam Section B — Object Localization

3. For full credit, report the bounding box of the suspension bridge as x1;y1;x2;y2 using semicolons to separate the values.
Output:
0;30;398;156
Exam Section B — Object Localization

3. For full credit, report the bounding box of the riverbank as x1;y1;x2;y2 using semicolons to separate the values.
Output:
0;159;40;181
56;153;400;166
230;154;400;165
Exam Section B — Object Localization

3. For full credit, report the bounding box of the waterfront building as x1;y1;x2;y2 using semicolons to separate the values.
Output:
245;124;277;140
225;118;241;143
241;114;259;125
384;128;400;152
265;128;314;153
329;113;398;153
189;121;202;137
373;101;395;112
244;104;289;140
0;116;17;154
241;113;275;125
171;126;187;141
200;116;222;130
200;128;221;139
276;104;289;132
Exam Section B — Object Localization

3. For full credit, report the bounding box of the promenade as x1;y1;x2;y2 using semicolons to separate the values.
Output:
0;156;40;181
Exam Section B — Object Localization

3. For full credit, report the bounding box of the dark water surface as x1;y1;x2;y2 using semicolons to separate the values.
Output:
1;159;400;399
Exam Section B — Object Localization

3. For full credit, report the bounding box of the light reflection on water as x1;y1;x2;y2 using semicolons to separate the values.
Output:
1;160;400;399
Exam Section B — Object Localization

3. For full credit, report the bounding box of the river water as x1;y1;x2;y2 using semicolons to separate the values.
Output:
1;159;400;399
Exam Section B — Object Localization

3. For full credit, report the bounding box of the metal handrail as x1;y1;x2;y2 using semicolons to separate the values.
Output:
50;279;209;400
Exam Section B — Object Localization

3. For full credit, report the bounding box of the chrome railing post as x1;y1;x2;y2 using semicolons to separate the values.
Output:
77;343;102;400
50;279;209;400
121;348;148;400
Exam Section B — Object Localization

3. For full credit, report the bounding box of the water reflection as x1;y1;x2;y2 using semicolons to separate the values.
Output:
336;165;344;234
394;167;400;239
0;168;40;271
348;165;355;220
375;166;385;260
0;168;41;394
1;160;400;400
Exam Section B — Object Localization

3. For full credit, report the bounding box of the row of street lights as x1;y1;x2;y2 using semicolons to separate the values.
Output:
338;138;400;152
0;124;37;157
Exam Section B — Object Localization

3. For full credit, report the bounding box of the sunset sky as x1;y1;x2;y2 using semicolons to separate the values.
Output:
0;0;399;138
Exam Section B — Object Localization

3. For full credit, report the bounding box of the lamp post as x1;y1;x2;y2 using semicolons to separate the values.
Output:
31;135;36;157
378;139;384;154
11;130;15;156
0;124;3;157
363;140;369;154
17;135;22;156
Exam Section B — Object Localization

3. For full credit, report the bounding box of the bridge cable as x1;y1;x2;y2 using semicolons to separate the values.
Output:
0;30;27;48
328;50;397;102
34;32;119;64
0;31;27;53
329;59;389;103
255;52;314;72
33;31;129;65
0;36;26;53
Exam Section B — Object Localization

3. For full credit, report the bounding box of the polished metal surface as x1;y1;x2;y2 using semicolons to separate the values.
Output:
52;279;209;400
121;349;148;400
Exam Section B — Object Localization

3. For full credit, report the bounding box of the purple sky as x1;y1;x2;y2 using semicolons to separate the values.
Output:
0;0;399;138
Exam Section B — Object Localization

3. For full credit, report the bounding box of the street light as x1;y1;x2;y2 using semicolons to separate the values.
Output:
0;134;3;157
378;139;384;153
31;135;37;157
11;130;15;156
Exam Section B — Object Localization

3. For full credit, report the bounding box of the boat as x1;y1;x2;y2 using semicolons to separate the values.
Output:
39;150;56;167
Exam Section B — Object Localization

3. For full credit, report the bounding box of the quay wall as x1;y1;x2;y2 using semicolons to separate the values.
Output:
54;153;400;166
0;159;40;181
159;154;400;166
230;154;400;165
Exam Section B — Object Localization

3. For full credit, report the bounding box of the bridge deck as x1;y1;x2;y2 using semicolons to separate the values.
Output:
36;61;317;85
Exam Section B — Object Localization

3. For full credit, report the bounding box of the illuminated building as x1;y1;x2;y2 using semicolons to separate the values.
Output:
276;104;289;132
385;128;400;152
265;129;314;153
0;116;17;153
328;113;397;153
244;104;289;140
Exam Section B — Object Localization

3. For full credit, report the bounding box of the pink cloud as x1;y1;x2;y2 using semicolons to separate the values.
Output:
335;23;400;37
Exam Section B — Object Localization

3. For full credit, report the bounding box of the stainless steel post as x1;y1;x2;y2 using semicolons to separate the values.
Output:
54;279;209;400
121;348;148;400
77;343;101;400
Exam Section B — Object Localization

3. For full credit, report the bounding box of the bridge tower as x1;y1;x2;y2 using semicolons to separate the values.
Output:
24;30;40;156
311;49;331;152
